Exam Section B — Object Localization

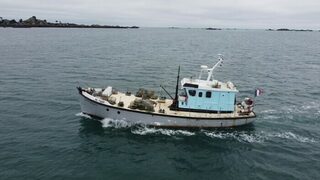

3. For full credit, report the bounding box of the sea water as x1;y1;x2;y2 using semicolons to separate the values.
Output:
0;28;319;179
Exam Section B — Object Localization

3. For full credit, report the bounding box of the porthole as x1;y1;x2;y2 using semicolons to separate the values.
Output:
117;111;120;114
106;108;109;111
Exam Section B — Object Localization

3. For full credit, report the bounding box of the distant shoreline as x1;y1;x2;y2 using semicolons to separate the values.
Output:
0;16;139;29
1;17;318;31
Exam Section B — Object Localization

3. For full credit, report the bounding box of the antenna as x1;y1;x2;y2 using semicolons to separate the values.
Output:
206;54;224;81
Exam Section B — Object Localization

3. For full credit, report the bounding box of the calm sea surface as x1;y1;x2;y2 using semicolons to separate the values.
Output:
0;28;319;179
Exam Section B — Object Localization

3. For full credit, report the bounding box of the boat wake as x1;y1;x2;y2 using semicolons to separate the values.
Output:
100;118;195;136
101;119;315;143
131;126;195;136
75;113;316;144
266;131;316;143
284;101;319;115
203;130;316;143
260;101;320;116
203;131;264;143
101;118;132;128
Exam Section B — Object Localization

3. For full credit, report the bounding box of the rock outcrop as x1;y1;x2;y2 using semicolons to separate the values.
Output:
0;16;139;29
266;28;313;32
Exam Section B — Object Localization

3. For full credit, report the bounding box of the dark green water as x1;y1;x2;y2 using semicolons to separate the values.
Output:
0;28;319;180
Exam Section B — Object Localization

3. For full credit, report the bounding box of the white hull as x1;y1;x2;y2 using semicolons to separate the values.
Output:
78;90;255;128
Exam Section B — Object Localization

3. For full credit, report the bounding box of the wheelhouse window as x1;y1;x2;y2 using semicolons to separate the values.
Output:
199;92;203;97
188;90;196;96
179;89;187;96
206;91;212;98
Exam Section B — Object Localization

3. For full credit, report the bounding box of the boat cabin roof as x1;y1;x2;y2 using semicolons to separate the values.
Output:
181;78;238;92
180;55;238;92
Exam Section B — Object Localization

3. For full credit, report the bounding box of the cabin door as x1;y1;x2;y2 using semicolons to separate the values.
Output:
219;92;229;111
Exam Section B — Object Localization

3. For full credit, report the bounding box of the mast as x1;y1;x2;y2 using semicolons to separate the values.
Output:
171;66;180;109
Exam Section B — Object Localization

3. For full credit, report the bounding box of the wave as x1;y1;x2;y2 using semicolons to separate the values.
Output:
267;132;316;143
203;131;265;143
263;115;280;120
131;127;316;143
131;127;195;136
281;101;320;114
301;101;320;110
101;118;131;128
203;130;316;143
260;109;278;114
76;115;316;143
260;101;320;117
100;118;195;136
75;112;92;119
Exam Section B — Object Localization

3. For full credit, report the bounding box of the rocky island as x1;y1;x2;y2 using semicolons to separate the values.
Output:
0;16;139;29
205;27;222;30
266;28;313;32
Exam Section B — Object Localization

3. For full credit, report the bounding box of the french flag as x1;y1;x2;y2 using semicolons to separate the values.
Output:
255;88;264;97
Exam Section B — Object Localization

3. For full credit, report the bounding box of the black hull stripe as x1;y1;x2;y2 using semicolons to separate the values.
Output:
79;89;256;120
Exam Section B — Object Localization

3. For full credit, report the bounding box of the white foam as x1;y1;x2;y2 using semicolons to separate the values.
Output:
204;131;264;143
238;133;264;143
203;130;316;143
76;114;316;143
268;132;316;143
264;115;280;120
261;109;278;114
281;101;320;115
98;117;196;136
131;127;195;136
75;112;92;119
301;101;320;110
204;131;228;139
281;106;297;114
101;118;131;128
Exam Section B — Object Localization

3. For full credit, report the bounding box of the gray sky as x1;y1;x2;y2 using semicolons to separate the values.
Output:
1;0;320;29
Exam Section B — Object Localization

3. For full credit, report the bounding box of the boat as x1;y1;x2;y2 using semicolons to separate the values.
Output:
77;55;256;128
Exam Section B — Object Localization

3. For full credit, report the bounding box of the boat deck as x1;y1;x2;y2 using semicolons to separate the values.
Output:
93;92;255;119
